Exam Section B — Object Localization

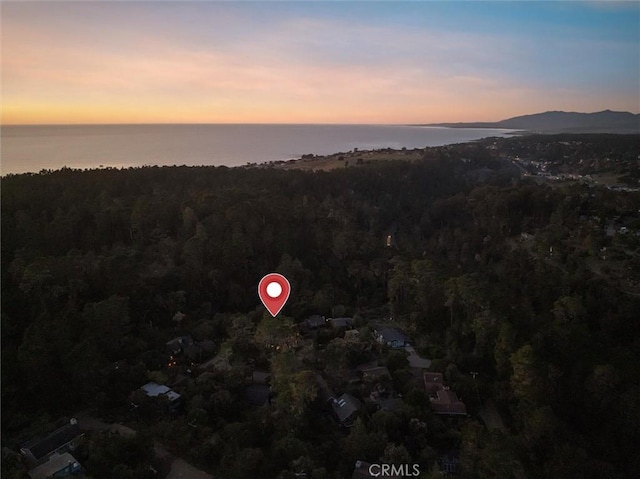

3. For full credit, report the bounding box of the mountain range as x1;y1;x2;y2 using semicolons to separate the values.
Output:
425;110;640;133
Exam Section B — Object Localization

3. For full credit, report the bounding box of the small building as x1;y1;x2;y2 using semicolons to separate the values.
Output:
28;452;82;479
139;382;182;410
331;393;361;427
374;328;410;348
430;389;467;416
20;420;83;465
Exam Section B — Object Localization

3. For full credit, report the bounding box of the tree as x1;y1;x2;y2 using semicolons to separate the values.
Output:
270;353;318;420
381;443;412;464
82;295;131;359
510;344;544;405
255;314;295;351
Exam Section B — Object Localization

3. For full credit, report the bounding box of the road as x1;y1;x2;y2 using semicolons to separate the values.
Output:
75;411;212;479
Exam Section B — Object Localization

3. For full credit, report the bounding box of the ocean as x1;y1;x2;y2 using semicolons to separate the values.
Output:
1;124;513;175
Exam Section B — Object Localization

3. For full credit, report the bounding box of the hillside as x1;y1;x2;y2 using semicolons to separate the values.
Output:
426;110;640;133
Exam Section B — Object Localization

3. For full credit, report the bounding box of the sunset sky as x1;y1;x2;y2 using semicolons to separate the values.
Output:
2;1;639;125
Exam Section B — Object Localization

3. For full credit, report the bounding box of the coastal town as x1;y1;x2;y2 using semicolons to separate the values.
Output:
271;134;640;193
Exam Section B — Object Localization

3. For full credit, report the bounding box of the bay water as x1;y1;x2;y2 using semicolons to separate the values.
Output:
1;124;513;175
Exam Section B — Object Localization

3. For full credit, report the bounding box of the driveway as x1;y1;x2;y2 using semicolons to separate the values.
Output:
404;345;432;369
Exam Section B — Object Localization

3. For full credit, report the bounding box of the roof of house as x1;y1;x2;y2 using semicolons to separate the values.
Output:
377;397;406;412
377;328;408;344
166;336;194;352
141;382;181;402
141;382;171;397
244;384;271;406
423;371;444;394
328;317;353;328
431;389;467;415
165;390;181;402
28;452;81;479
305;315;326;328
331;393;361;423
21;423;83;461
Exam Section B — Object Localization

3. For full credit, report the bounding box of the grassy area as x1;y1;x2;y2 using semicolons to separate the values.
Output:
272;148;425;171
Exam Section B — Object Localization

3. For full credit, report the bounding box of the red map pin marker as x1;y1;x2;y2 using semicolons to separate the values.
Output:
258;273;291;317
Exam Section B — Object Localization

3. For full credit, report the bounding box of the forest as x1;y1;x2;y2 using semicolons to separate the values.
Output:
2;136;639;478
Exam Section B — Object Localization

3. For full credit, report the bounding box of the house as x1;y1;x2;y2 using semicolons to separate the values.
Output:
303;314;327;331
366;379;405;412
331;393;361;427
423;372;444;395
374;328;410;348
166;336;195;356
28;452;82;479
430;389;467;416
20;420;83;465
327;317;354;329
423;371;467;416
139;382;182;410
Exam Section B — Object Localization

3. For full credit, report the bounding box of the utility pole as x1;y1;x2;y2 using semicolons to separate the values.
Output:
470;371;482;412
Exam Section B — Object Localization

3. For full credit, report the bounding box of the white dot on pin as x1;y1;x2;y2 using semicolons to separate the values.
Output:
266;281;282;298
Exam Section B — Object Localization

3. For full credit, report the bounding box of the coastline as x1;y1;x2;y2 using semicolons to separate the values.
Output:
1;125;514;176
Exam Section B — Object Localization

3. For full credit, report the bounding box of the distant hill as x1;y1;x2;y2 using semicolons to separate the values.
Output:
425;110;640;133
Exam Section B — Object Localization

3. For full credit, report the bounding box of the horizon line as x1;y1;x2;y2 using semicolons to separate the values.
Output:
3;109;637;128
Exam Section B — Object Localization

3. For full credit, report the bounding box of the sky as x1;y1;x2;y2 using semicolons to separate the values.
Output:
2;0;639;125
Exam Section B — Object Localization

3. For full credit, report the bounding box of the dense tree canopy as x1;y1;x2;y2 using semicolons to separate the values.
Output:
2;136;639;478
